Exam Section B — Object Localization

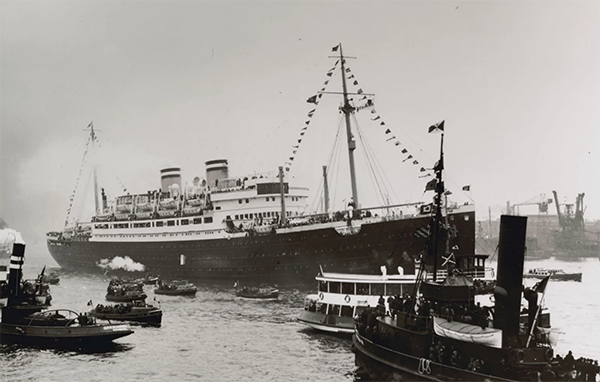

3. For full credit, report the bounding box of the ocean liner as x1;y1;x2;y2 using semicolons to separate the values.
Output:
47;44;475;285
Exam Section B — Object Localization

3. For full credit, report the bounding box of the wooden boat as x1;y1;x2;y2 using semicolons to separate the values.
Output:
524;268;582;282
235;285;279;300
154;280;197;296
89;301;162;325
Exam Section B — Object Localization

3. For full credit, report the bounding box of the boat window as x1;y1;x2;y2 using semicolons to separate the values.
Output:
204;217;213;224
246;199;249;203
317;303;326;314
341;282;354;295
167;220;175;227
371;283;384;296
329;305;340;316
193;218;202;224
329;282;341;294
156;221;164;227
356;283;369;295
386;283;401;296
355;306;366;317
341;306;353;317
181;220;189;226
318;281;328;292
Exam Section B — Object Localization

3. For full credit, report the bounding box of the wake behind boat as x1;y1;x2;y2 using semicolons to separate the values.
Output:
46;44;476;286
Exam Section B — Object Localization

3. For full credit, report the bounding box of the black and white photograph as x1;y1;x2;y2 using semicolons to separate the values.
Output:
1;1;599;381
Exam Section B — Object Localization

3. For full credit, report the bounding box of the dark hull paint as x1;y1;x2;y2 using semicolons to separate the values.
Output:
0;323;133;348
48;212;475;286
353;333;515;382
89;310;162;325
523;273;582;282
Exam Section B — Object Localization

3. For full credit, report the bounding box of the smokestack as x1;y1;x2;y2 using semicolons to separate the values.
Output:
205;159;229;188
160;167;182;193
8;243;26;297
494;215;527;347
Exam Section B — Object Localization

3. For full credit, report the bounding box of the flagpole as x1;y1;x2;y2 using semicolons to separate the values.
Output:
526;292;545;347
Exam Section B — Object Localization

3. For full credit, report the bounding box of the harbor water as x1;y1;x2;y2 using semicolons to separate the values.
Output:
2;253;599;382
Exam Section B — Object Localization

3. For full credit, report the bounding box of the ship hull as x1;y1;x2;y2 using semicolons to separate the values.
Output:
352;333;515;382
0;322;133;348
47;211;475;286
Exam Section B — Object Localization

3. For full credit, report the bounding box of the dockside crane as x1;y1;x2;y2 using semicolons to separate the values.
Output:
507;194;552;215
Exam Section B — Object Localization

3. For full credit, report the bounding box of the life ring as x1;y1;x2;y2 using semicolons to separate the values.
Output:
344;295;351;303
515;349;525;363
319;292;324;300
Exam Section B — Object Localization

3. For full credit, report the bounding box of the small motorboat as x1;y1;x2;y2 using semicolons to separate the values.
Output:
89;300;162;325
105;277;147;302
524;268;582;282
235;285;279;300
154;280;197;296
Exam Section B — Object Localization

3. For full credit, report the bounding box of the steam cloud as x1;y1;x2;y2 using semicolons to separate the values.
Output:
97;256;146;272
0;228;25;255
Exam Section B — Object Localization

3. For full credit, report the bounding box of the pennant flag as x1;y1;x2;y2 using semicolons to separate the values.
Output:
332;45;339;52
419;205;433;215
462;185;471;191
285;167;290;171
403;155;413;162
386;136;396;142
307;95;318;104
324;80;329;85
425;178;437;192
353;80;358;85
326;72;333;77
401;149;408;154
428;120;445;133
385;129;391;134
412;160;419;165
373;116;381;121
87;299;93;306
87;121;93;128
444;190;453;196
380;121;385;125
300;132;305;136
420;167;426;172
318;94;323;98
298;139;302;143
293;145;299;148
533;275;551;294
305;120;310;125
349;74;355;79
371;109;376;114
394;141;400;146
357;89;363;94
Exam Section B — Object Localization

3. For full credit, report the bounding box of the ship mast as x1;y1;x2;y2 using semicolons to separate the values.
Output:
337;44;360;209
430;133;445;281
90;124;100;216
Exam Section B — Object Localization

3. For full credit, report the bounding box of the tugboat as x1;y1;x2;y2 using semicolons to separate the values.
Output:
89;299;162;325
105;277;147;302
0;240;134;348
352;132;600;381
234;282;279;300
154;280;197;296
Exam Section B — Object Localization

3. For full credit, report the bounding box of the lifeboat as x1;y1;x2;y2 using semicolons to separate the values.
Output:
159;198;177;210
433;316;502;348
136;202;153;212
187;198;204;207
116;204;132;213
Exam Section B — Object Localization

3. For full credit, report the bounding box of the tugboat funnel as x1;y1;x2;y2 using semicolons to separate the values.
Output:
8;243;26;298
494;215;527;347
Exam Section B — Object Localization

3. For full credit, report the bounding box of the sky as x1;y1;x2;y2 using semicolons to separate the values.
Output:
1;0;599;255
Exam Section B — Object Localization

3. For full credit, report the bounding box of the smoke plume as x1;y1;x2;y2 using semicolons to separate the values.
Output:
97;256;145;272
0;228;26;256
